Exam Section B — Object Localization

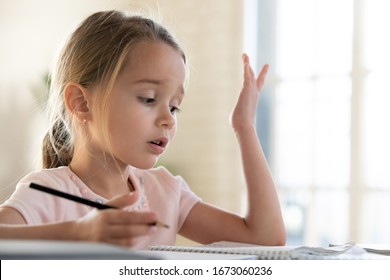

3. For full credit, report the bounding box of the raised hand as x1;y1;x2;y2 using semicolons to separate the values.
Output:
230;53;269;133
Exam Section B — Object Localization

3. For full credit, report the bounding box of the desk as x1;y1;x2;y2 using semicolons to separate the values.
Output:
0;239;157;260
1;239;390;260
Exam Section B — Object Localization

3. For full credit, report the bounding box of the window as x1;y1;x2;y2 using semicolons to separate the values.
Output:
246;0;390;245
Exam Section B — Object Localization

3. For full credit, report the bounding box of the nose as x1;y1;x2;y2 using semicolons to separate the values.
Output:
156;107;176;129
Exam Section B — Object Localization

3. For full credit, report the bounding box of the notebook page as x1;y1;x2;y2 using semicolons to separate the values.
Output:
149;242;295;260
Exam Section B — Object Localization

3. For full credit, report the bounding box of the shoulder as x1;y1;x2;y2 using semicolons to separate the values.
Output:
18;166;75;191
145;165;176;180
132;166;201;206
132;165;188;192
133;165;176;181
5;166;80;224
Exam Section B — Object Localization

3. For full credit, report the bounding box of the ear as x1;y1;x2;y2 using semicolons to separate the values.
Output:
63;82;90;124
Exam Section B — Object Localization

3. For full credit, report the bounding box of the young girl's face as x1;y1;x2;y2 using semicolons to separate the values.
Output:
90;41;186;169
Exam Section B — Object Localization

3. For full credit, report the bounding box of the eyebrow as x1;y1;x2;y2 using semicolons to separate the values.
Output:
133;78;164;85
133;78;185;95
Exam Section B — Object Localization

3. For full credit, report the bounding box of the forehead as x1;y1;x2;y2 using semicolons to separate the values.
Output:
120;41;186;86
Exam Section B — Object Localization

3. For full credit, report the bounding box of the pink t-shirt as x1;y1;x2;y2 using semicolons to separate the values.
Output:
2;166;201;249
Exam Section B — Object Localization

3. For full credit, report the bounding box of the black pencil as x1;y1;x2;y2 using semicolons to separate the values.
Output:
29;182;169;228
30;183;115;209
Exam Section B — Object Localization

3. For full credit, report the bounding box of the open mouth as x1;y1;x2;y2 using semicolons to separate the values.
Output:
148;137;168;154
149;139;167;148
150;140;164;147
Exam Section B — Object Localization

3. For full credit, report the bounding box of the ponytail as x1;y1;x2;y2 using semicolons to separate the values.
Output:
42;119;73;169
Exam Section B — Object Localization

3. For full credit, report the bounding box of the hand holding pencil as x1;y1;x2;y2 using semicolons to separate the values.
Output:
29;183;169;247
30;183;169;228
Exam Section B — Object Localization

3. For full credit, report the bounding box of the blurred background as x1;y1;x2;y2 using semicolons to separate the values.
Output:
1;0;389;246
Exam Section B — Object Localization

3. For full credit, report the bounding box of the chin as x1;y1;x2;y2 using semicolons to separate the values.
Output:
131;159;158;170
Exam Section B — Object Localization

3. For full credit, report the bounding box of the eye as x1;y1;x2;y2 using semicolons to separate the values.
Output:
170;106;181;115
138;97;156;105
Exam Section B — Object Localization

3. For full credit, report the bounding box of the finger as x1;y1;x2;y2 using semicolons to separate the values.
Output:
242;53;249;65
256;64;269;90
98;211;159;246
104;210;158;226
106;192;139;209
105;223;156;239
242;53;255;81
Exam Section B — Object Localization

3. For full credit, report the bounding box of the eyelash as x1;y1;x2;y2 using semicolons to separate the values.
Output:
138;97;181;115
170;106;181;114
139;97;155;105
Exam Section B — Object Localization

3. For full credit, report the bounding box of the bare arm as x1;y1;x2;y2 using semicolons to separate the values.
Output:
0;193;159;247
180;54;285;245
0;206;78;240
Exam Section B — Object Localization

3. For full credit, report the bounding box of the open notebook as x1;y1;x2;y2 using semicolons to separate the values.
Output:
149;241;390;260
149;241;294;260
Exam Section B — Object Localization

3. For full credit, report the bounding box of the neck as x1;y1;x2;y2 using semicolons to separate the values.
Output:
69;146;130;199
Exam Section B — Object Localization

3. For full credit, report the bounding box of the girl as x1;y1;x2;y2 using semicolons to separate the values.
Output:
0;10;285;248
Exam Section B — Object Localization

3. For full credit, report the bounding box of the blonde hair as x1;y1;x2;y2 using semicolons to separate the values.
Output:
42;10;185;169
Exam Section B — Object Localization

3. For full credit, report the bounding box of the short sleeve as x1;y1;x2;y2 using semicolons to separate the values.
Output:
2;172;67;224
175;175;201;230
1;167;90;224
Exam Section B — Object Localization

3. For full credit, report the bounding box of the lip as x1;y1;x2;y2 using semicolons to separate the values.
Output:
148;137;169;155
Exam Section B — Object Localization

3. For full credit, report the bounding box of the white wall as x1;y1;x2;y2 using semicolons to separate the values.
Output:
0;0;246;244
0;0;133;201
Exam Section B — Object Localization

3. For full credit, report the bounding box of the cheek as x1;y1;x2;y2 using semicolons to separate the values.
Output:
169;125;177;140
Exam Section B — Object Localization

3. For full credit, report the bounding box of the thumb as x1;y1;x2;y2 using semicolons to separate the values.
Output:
106;192;139;209
256;64;269;91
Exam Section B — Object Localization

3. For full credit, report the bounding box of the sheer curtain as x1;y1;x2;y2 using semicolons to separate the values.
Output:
247;0;390;245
